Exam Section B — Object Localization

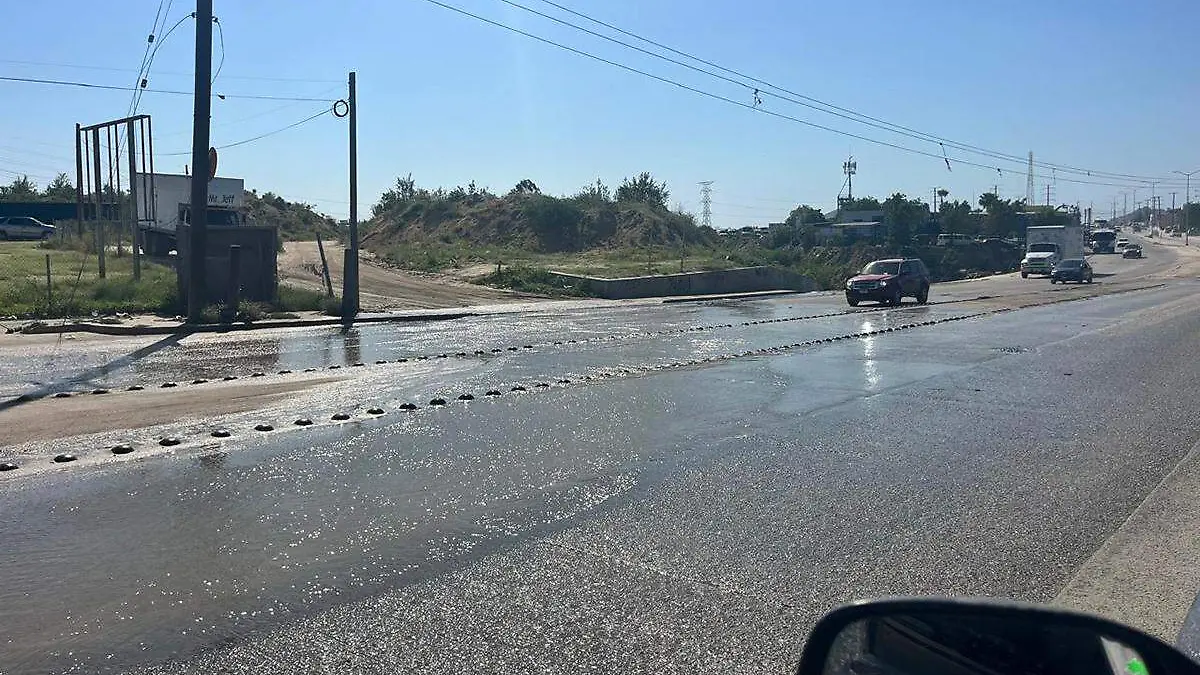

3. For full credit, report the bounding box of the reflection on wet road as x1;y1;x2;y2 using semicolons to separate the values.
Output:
4;283;1200;673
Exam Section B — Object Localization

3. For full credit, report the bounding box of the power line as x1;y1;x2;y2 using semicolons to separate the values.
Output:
154;107;333;156
129;0;167;116
521;0;1177;184
416;0;1185;191
0;75;340;102
0;144;73;162
212;16;226;85
0;58;342;83
154;84;345;138
130;12;195;115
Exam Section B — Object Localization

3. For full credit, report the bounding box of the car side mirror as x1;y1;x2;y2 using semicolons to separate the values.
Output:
796;598;1199;675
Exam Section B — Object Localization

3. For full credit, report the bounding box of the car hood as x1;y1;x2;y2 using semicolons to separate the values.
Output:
848;274;895;283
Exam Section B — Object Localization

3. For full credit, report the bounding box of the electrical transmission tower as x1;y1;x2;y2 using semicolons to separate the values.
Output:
698;181;713;229
1026;151;1035;207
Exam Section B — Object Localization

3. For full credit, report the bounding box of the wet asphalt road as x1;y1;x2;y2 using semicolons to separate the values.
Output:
3;255;1200;673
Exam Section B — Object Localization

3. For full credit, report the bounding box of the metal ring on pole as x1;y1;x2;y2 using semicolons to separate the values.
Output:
333;100;349;118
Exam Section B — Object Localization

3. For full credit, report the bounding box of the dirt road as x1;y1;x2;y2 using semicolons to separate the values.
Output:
279;241;533;310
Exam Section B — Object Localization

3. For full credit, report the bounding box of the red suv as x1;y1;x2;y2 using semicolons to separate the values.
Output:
844;258;930;306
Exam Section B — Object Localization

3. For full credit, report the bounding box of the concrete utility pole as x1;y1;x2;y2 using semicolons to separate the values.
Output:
1173;169;1199;245
342;70;360;318
187;0;213;323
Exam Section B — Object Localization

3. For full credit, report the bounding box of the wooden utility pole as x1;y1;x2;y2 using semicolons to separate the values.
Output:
315;233;334;297
187;0;213;322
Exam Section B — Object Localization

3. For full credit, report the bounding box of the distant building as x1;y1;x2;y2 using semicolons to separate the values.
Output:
814;221;883;243
823;208;885;224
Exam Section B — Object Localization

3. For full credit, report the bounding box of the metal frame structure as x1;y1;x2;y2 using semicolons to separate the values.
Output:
75;114;154;280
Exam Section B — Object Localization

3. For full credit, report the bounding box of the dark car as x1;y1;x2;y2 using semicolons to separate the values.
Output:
0;216;56;241
1049;258;1093;284
1122;245;1143;259
845;258;930;306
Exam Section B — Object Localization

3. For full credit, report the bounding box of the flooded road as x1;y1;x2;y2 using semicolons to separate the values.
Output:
3;270;1200;672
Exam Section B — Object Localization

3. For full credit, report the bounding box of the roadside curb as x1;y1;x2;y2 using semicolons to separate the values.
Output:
15;311;480;337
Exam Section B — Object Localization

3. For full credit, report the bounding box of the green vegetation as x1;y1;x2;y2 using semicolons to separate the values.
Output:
244;191;343;242
363;175;1029;292
0;239;177;318
0;237;342;320
365;173;715;254
277;285;343;316
472;266;594;297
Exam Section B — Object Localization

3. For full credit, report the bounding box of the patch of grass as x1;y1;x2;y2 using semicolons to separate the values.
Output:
376;242;743;279
276;285;328;312
277;284;343;317
472;265;595;297
0;240;179;318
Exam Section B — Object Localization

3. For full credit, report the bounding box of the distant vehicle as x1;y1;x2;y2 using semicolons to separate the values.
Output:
1123;245;1143;259
1022;224;1085;278
1090;229;1117;254
1116;238;1129;251
0;216;56;240
1050;258;1093;284
845;258;930;307
1132;222;1144;232
936;233;972;247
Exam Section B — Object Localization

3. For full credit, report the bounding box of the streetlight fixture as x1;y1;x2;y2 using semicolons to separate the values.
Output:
1173;169;1200;245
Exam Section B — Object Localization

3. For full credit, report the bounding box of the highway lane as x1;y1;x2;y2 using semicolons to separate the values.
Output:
0;240;1177;398
3;277;1200;673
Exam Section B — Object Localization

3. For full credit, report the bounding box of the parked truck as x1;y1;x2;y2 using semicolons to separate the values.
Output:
1021;224;1085;278
135;172;247;256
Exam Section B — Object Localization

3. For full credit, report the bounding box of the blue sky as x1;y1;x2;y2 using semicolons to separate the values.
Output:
3;0;1199;228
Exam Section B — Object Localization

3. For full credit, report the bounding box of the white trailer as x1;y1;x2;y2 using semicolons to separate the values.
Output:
135;172;246;254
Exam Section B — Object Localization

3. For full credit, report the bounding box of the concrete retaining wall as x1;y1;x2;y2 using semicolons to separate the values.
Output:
549;266;815;300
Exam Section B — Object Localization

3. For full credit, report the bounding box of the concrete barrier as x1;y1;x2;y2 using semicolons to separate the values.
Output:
549;266;815;300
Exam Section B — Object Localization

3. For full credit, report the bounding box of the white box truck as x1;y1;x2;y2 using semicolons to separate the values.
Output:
1021;224;1085;278
134;172;246;255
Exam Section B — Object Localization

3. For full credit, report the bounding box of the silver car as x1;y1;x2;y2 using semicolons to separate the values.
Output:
0;216;56;240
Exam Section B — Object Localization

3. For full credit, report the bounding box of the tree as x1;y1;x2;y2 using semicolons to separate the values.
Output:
839;196;882;211
0;175;38;201
42;173;75;202
784;204;827;227
372;173;419;217
509;178;540;196
978;192;1024;238
616;172;669;209
882;192;929;248
573;179;612;204
937;199;976;235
